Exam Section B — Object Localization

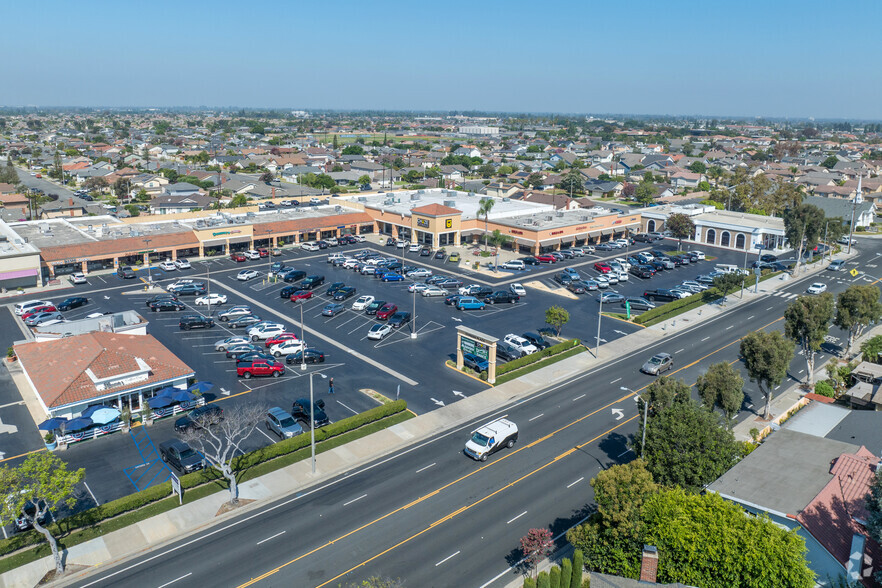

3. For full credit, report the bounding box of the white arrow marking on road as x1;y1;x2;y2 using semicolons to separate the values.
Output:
452;390;466;398
450;317;462;322
220;388;230;396
612;408;624;420
430;398;445;407
103;295;110;300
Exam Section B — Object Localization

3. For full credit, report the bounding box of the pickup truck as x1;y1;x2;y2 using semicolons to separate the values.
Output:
158;439;205;473
236;360;285;379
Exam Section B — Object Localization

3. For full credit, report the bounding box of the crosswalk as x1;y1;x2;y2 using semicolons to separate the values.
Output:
770;291;799;300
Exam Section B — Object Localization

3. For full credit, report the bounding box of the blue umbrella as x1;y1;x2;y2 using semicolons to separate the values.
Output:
169;390;196;403
147;395;174;409
81;405;109;418
63;417;93;432
155;386;179;398
38;417;68;431
187;382;214;394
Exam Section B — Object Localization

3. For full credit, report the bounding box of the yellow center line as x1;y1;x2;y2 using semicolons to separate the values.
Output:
0;447;46;464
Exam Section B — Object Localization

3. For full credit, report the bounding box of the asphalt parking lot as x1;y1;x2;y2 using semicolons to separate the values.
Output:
0;237;755;522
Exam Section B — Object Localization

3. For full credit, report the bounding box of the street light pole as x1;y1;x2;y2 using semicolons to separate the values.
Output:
595;296;603;357
411;283;417;339
309;372;327;474
300;302;307;371
143;238;153;284
848;174;862;255
621;386;648;457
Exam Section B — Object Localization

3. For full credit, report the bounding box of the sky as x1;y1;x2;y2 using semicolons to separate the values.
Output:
1;0;879;119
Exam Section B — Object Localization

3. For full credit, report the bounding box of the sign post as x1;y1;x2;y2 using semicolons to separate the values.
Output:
624;300;631;320
170;472;182;505
455;326;498;384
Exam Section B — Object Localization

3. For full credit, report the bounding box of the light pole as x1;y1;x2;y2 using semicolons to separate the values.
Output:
621;386;648;457
594;294;604;357
143;238;153;284
265;229;274;283
848;174;862;255
300;302;307;371
309;372;327;474
411;282;417;339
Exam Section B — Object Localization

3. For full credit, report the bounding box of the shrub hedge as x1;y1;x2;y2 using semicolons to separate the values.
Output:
496;339;581;376
0;400;407;559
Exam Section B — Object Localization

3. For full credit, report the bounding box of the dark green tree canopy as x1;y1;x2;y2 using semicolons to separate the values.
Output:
834;285;882;355
740;330;795;419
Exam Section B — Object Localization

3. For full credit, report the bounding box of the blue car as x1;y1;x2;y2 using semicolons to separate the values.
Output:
463;352;489;372
456;296;486;311
381;272;405;282
562;267;580;280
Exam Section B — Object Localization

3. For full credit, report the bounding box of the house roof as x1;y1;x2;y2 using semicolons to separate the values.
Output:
409;203;461;216
706;429;861;517
14;332;194;409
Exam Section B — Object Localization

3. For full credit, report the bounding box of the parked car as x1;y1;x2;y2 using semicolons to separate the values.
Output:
503;334;538;355
351;295;375;311
218;305;251;321
422;285;448;297
387;312;411;328
536;254;556;263
290;290;314;302
598;291;625;304
522;332;550;350
376;303;398;320
629;265;654;279
269;340;307;357
282;269;307;283
118;266;137;279
237;269;260;281
227;314;263;329
230;253;247;262
456;297;486;311
643;289;680;303
25;311;65;326
285;348;325;364
56;297;88;311
406;268;432;278
174;405;224;433
462;352;489;372
237;359;285;379
333;287;357;300
159;260;177;272
70;272;88;284
325;282;346;296
623;297;655;311
174;258;191;269
496;341;524;361
264;333;299;348
322;303;345;316
179;314;214;330
501;260;526;270
291;398;330;429
248;323;287;341
300;275;325;290
194;293;227;306
367;323;393;340
484;291;519;304
225;343;261;359
364;299;387;315
150;299;185;312
510;283;527;296
448;252;461;262
594;262;612;274
265;407;303;439
159;439;204;473
215;336;250;351
641;353;674;375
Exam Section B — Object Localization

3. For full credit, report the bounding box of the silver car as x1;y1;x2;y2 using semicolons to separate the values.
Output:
266;407;303;439
641;353;673;375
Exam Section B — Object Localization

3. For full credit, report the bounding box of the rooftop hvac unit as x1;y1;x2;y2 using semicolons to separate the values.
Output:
443;200;456;208
581;216;589;221
546;215;554;221
556;212;564;217
334;205;342;212
357;197;367;202
384;199;394;205
502;197;510;202
418;189;425;194
410;193;420;200
87;225;92;231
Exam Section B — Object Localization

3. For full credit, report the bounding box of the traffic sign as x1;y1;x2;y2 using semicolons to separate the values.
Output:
850;268;859;277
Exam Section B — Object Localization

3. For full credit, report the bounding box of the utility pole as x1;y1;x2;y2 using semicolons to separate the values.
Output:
622;386;648;457
595;296;604;357
848;174;862;255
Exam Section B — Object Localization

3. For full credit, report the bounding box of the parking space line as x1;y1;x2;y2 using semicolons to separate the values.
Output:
336;400;359;415
83;480;99;507
256;427;276;443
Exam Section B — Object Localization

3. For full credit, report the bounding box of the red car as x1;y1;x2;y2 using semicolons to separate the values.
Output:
21;305;57;320
594;262;612;274
290;290;313;302
230;253;247;262
376;303;398;320
535;255;556;263
265;333;299;348
258;248;269;258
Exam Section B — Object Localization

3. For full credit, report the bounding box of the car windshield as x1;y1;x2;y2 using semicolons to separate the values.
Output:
471;432;490;446
370;324;384;331
279;416;297;428
179;447;197;459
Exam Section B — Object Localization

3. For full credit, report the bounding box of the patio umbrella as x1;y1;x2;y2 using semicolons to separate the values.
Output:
81;405;109;419
63;417;93;432
38;417;68;431
155;386;179;398
169;389;197;403
147;395;174;409
88;407;121;425
187;382;214;395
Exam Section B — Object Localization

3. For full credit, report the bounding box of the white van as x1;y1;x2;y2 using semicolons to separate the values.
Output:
714;264;740;274
828;259;846;271
14;300;52;316
464;418;519;461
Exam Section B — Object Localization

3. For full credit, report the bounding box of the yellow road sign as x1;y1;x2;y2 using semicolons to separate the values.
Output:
850;268;859;277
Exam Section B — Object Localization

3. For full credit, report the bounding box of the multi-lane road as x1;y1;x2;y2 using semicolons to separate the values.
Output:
69;240;882;588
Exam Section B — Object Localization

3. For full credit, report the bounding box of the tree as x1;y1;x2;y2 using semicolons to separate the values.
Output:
821;155;839;169
477;163;496;179
571;549;583;587
558;169;584;195
545;305;569;336
621;183;636;198
834;285;882;356
124;204;141;217
688;161;707;174
590;460;658;542
84;176;108;193
357;174;372;186
342;144;364;156
866;470;882;551
487;229;512;249
740;330;795;419
527;172;544;188
784;293;835;387
696;362;745;424
665;213;695;251
181;403;265;505
634;180;655;206
113;177;131;201
637;399;743;491
259;171;274;183
0;453;84;576
644;376;692;414
712;272;744;302
477;197;495;251
560;558;572;588
521;528;554;578
228;194;249;208
783;204;825;276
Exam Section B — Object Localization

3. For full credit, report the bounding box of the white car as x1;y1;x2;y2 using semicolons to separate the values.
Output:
195;293;227;306
367;323;392;340
215;336;250;351
510;283;527;296
501;260;525;271
70;272;87;284
237;269;259;281
352;235;366;242
159;260;176;271
421;285;449;297
408;243;422;252
167;279;197;292
807;282;828;294
406;268;432;278
595;275;610;288
244;250;261;260
249;323;287;341
503;334;538;355
408;283;429;294
395;240;409;249
301;242;320;252
351;295;375;311
343;259;361;269
270;340;307;357
458;284;482;295
691;251;706;260
614;258;631;271
174;258;191;269
614;239;630;248
614;270;629;282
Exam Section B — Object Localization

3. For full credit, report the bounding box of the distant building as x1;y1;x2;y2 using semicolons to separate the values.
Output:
459;126;500;136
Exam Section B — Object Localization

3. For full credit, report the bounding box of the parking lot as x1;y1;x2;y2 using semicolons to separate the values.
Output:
0;236;756;523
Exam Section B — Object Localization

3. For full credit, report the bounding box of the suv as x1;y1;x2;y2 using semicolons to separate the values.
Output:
237;359;285;379
118;266;137;279
174;404;224;433
300;275;325;290
159;439;205;473
484;291;519;304
464;418;518;461
150;299;185;312
282;269;307;283
174;283;207;296
291;398;330;428
179;314;214;330
265;407;303;439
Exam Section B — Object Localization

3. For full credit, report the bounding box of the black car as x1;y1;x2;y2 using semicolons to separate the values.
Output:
522;332;550;350
629;265;654;279
147;293;178;307
174;404;224;433
282;269;307;283
649;260;667;272
566;282;587;294
316;240;329;249
434;249;446;259
388;312;412;328
57;296;88;311
364;300;386;315
425;275;447;285
325;282;346;296
671;255;690;266
435;278;463;290
650;249;667;258
179;314;214;330
150;299;185;312
519;256;540;266
118;266;137;279
291;398;330;428
634;234;655;243
270;262;288;274
643;289;680;303
280;285;302;298
333;287;357;301
484;291;519;304
386;237;397;246
285;348;325;364
558;249;574;259
420;248;431;256
175;283;207;296
159;439;204;473
553;273;575;286
300;275;325;290
496;341;524;361
444;294;463;306
760;254;778;263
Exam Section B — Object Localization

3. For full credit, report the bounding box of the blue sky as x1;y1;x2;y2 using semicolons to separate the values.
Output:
1;0;878;119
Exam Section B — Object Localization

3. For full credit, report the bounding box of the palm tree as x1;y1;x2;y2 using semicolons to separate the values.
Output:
478;197;495;251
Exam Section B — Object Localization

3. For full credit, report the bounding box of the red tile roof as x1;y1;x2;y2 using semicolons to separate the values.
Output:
797;448;882;585
14;332;194;409
410;203;461;216
253;212;374;236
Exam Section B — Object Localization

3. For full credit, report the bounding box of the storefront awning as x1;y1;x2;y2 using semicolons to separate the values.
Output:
587;230;603;238
202;239;226;247
228;236;252;245
601;228;615;236
514;237;536;247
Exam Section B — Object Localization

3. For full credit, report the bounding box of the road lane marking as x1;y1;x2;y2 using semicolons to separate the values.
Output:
343;494;368;506
766;306;774;310
609;377;621;384
528;414;544;422
435;551;461;567
675;349;684;354
415;463;436;474
572;394;586;401
566;477;584;488
747;315;754;320
157;573;192;588
257;531;286;545
617;448;633;458
701;336;710;341
725;325;733;330
506;511;528;525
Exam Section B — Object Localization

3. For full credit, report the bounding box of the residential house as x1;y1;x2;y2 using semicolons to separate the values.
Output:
161;182;203;197
670;171;705;190
439;165;468;182
843;361;882;410
149;194;216;214
803;195;876;228
583;179;623;199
